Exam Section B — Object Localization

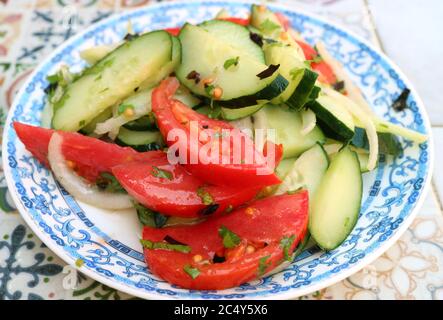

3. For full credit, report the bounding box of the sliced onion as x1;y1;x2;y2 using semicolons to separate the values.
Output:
323;143;343;156
300;108;316;136
48;133;133;210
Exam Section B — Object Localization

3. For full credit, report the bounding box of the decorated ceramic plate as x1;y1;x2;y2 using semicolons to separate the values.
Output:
2;0;433;299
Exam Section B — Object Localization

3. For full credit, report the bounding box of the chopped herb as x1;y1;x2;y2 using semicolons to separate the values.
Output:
75;258;84;268
286;188;303;195
151;166;173;180
258;255;271;276
259;19;281;34
78;120;86;127
164;235;186;246
223;56;240;70
197;186;214;205
249;32;263;47
304;55;323;68
333;80;345;93
280;235;296;262
218;225;241;249
225;204;233;213
124;33;139;41
134;202;169;228
183;264;200;279
289;67;304;80
392;88;410;111
204;84;215;96
117;103;135;115
96;172;126;193
186;70;201;84
140;239;191;253
199;203;220;216
46;73;61;84
256;64;280;80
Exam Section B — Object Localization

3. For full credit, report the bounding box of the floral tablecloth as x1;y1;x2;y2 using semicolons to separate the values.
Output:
1;0;442;300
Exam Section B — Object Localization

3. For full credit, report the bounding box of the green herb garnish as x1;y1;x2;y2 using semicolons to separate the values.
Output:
258;255;271;276
259;19;281;34
134;202;168;228
304;55;323;68
183;264;200;279
140;239;191;253
117;103;134;115
223;56;240;70
218;225;241;249
280;235;296;262
197;186;214;205
96;172;126;193
151;166;173;180
204;84;215;96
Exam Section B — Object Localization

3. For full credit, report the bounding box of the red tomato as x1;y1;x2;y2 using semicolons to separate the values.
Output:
142;191;309;290
164;27;181;36
151;77;281;188
112;155;260;218
295;40;338;85
13;122;163;181
217;17;250;26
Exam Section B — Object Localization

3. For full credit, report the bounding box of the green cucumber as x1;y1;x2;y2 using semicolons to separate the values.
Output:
285;69;319;110
115;127;163;152
176;23;288;103
352;127;402;156
123;114;156;131
276;143;329;198
80;107;113;135
52;30;173;132
375;119;427;143
199;19;265;63
307;93;355;142
310;146;362;250
254;104;325;159
221;104;264;120
275;158;296;179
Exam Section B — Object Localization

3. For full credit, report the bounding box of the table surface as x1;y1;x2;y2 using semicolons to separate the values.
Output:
0;0;442;300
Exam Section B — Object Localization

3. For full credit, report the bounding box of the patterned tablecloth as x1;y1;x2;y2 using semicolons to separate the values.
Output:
0;0;442;300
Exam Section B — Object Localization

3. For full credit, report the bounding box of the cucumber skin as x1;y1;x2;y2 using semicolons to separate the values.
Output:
286;69;319;111
309;147;362;250
352;127;402;156
308;100;355;142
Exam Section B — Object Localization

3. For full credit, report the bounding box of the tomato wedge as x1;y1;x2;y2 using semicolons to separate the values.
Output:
151;77;281;188
164;27;181;36
112;155;260;218
142;191;309;290
295;40;337;85
217;17;250;26
13;122;163;181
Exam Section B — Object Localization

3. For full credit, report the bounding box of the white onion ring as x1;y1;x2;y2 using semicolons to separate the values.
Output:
300;108;317;136
48;133;133;210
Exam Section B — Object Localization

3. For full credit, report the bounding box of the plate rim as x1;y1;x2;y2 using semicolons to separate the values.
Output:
2;0;435;300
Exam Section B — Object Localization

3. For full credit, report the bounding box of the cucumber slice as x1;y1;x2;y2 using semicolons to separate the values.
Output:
80;44;115;65
275;158;295;179
264;43;314;107
115;127;162;152
199;20;265;63
123;114;156;131
250;4;285;38
80;108;113;134
352;127;402;156
308;93;355;142
221;103;264;120
176;24;288;103
276;143;329;198
52;30;173;132
310;146;362;250
375;119;427;143
254;104;325;158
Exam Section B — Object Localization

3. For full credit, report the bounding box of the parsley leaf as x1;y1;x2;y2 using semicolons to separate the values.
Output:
96;172;126;193
151;166;173;180
140;239;191;253
258;255;271;276
183;264;200;279
117;103;135;115
218;225;241;249
204;84;215;96
134;202;168;228
197;186;214;205
280;235;296;262
223;56;240;70
259;19;281;34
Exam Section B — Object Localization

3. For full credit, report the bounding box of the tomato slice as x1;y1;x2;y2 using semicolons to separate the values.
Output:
142;191;309;290
151;77;281;188
217;17;250;26
112;155;260;218
13;122;163;181
295;40;337;85
164;27;181;36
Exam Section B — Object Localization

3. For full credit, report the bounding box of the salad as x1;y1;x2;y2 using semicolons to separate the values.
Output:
13;4;427;290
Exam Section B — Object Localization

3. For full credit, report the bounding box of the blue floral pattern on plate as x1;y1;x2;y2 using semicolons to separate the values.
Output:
1;0;433;299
